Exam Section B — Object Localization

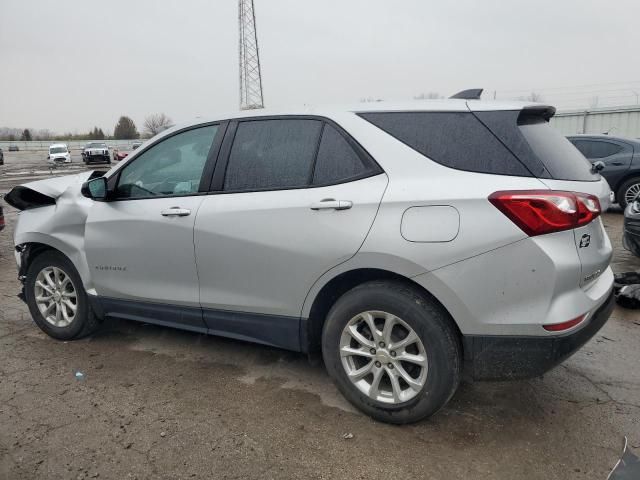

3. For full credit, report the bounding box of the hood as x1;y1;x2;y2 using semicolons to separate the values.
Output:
4;171;98;210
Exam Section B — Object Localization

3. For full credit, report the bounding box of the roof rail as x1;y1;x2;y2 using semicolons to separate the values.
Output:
449;88;483;100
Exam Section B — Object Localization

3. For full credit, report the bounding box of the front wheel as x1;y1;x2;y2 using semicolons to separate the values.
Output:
322;281;462;424
618;176;640;209
25;251;102;340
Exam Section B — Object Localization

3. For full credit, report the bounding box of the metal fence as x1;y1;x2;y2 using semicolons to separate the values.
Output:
0;140;142;153
551;105;640;139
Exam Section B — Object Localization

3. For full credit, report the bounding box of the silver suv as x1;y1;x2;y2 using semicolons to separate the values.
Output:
7;100;614;423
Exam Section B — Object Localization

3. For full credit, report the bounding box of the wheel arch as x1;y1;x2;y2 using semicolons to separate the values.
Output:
302;267;463;355
16;234;92;291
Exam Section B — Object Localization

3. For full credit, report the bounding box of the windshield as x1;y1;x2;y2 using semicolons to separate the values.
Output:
49;147;67;154
88;143;107;149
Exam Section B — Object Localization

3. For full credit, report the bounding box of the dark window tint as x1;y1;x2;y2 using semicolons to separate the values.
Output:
518;120;597;181
571;139;623;159
116;125;218;198
359;112;531;177
313;125;367;185
224;119;322;191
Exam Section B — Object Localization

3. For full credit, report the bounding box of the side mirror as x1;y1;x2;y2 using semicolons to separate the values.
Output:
591;161;605;173
81;177;108;200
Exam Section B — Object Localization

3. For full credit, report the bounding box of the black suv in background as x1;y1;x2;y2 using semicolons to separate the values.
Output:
0;147;4;165
567;135;640;208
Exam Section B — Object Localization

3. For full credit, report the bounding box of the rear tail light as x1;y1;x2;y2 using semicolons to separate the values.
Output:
0;214;5;228
489;190;601;236
543;314;587;332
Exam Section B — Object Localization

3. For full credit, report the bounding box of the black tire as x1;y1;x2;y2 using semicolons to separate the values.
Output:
322;280;462;424
617;176;640;209
25;250;102;340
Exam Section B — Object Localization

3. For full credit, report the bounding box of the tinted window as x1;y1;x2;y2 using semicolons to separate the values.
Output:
224;119;322;191
359;112;532;177
518;120;597;181
313;125;367;185
571;139;622;159
116;125;218;198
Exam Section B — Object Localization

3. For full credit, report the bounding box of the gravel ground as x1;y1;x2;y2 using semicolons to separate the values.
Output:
1;151;639;480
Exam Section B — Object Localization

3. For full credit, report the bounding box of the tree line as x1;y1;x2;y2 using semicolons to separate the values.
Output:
0;113;173;142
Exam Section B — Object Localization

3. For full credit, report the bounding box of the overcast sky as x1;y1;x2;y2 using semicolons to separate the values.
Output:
1;0;639;133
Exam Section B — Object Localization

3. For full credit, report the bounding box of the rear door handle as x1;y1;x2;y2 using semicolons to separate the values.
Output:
310;199;353;211
161;207;191;217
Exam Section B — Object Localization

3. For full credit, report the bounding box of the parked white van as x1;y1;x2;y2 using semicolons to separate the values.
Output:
48;144;71;164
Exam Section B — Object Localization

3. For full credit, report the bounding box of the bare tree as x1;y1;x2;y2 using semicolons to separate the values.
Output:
414;92;443;100
144;113;173;136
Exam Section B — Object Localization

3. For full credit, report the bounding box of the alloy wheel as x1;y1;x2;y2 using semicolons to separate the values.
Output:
34;266;78;327
625;182;640;206
339;311;428;404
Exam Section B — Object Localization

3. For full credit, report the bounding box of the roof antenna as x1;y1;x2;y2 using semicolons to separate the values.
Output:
450;89;483;100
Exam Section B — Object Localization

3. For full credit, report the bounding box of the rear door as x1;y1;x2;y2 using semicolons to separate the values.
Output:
193;117;387;348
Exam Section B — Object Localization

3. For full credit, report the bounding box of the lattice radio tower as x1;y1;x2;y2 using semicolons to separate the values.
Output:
239;0;264;110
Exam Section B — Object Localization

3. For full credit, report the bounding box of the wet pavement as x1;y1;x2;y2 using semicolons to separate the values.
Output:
1;151;639;479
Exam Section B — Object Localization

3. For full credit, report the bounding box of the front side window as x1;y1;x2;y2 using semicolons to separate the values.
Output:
116;125;218;199
223;119;322;191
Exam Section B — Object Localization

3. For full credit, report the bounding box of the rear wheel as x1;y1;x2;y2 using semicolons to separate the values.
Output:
618;176;640;209
322;280;461;424
25;251;102;340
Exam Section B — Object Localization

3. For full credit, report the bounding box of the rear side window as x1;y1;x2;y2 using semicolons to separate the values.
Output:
359;112;532;177
312;124;367;185
224;119;322;191
570;139;623;159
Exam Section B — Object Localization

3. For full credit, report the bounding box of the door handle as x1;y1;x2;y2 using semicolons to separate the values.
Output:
310;199;353;211
161;207;191;217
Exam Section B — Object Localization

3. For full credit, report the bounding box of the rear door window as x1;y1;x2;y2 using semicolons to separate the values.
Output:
223;119;322;191
571;139;622;159
312;124;368;185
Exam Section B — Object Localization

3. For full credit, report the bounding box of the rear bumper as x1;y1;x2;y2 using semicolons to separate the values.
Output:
463;289;615;380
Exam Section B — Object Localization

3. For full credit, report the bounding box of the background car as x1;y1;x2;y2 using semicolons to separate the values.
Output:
112;141;142;162
0;203;4;232
8;145;19;152
82;142;110;164
0;147;4;165
47;143;71;164
623;194;640;257
567;134;640;208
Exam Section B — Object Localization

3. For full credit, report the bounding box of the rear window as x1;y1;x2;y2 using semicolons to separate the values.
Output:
359;112;531;177
517;118;597;181
360;110;599;181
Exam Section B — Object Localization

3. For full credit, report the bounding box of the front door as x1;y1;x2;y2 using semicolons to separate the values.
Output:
85;124;221;324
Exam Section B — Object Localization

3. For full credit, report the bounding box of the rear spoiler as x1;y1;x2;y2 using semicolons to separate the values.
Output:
517;105;557;123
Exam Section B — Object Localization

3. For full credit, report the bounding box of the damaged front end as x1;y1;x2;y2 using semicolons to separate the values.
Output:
5;171;104;302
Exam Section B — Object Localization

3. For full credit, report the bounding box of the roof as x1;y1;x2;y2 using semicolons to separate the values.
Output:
49;143;67;148
154;99;550;142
